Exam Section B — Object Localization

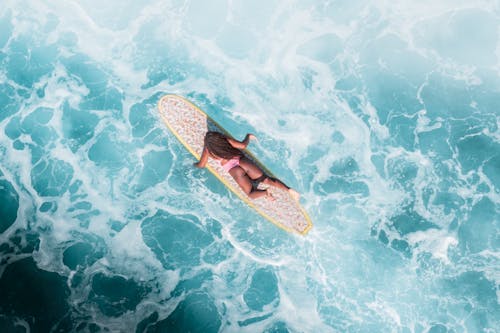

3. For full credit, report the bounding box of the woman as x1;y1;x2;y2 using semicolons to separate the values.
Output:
194;131;300;201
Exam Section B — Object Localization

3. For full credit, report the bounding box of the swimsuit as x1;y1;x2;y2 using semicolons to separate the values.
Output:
221;156;241;172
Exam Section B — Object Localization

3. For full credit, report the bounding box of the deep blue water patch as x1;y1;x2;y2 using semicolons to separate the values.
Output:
5;107;57;151
90;272;151;317
417;126;453;160
63;236;106;271
108;219;126;234
30;157;74;197
23;107;53;126
62;54;119;111
130;102;157;139
0;229;40;262
315;157;369;196
362;69;422;124
330;157;359;176
171;270;213;297
0;257;70;332
420;74;475;119
386;113;418;151
63;242;93;270
315;175;369;197
62;101;99;152
0;178;19;233
386;157;418;190
135;149;172;192
71;207;101;229
68;179;85;202
389;205;438;236
74;322;102;333
22;107;57;147
5;37;58;89
431;191;465;216
427;324;447;333
238;312;274;327
141;211;213;270
201;238;234;265
40;201;57;213
88;126;128;169
136;311;159;333
0;315;27;333
264;321;291;333
129;93;167;147
5;115;22;139
243;268;279;311
146;292;221;333
82;86;123;114
456;134;499;174
0;83;20;123
390;239;412;258
442;270;499;330
470;74;500;122
458;197;499;254
483;155;500;192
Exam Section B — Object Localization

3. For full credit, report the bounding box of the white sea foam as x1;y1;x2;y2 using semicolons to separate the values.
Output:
407;229;458;264
1;0;499;331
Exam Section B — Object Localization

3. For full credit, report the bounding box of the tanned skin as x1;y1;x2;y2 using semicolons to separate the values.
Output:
195;133;299;201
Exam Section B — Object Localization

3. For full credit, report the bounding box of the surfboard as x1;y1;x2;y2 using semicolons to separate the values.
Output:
157;94;312;235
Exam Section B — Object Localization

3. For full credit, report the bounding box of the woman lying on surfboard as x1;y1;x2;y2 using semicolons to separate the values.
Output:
194;131;300;201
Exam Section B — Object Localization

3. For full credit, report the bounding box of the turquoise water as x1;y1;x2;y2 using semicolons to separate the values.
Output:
0;0;499;332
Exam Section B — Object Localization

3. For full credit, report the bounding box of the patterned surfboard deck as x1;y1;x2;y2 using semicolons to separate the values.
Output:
157;94;312;235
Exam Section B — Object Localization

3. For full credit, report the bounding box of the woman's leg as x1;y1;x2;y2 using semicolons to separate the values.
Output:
229;166;269;199
238;157;300;201
239;157;290;191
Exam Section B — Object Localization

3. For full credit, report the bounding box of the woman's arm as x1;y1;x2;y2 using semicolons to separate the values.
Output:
227;134;256;149
194;146;210;168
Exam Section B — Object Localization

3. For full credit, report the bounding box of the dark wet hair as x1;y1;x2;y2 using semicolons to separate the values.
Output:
204;131;242;160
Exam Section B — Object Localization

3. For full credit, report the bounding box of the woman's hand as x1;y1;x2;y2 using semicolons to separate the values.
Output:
247;133;258;141
194;147;209;168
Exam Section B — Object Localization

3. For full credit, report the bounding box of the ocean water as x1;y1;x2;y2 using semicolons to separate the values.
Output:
0;0;499;332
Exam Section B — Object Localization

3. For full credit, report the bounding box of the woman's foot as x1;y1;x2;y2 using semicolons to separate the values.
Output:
265;189;276;201
288;189;300;202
